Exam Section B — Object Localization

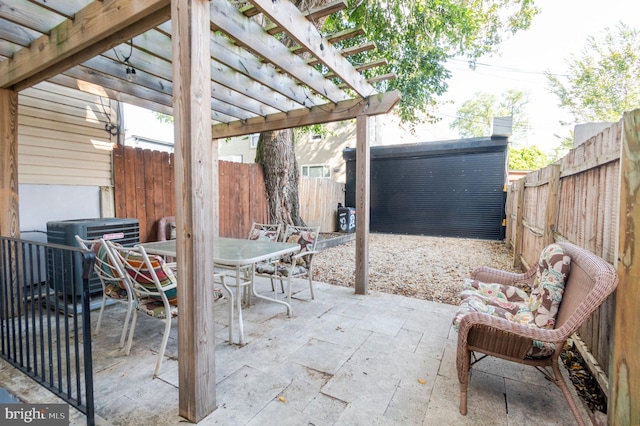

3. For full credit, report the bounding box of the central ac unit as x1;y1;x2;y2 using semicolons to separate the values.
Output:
47;218;140;299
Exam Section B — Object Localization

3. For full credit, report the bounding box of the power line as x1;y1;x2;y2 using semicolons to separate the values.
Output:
447;57;569;78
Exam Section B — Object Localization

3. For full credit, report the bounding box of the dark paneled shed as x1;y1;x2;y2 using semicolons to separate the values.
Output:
344;136;508;240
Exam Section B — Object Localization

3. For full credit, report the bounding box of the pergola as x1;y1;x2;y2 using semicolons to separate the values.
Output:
0;0;399;421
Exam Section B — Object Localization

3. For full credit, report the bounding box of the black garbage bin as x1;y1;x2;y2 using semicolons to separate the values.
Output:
337;206;356;233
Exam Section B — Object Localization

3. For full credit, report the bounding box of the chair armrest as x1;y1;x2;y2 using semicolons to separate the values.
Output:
457;311;565;347
292;250;319;261
471;265;536;286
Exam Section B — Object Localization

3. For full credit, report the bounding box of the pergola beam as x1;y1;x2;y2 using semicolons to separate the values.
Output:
212;90;400;139
0;0;171;91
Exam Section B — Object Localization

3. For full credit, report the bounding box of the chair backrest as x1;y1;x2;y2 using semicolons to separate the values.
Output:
553;241;618;335
528;244;571;329
280;225;320;266
107;242;178;305
248;222;281;242
75;235;129;291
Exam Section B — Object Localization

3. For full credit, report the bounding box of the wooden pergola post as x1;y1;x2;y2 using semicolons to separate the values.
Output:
0;88;20;321
0;88;19;238
355;114;370;295
610;110;640;425
171;0;216;421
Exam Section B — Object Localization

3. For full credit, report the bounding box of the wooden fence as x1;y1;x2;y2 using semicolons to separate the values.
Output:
505;121;621;397
299;176;344;232
113;145;344;242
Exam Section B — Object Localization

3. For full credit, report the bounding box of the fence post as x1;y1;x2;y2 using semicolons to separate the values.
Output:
610;110;640;425
544;164;560;246
505;185;513;250
513;178;525;269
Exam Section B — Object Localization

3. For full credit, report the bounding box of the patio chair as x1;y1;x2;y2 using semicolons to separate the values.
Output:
216;222;282;300
107;242;179;378
254;225;320;314
452;241;618;425
247;222;282;294
108;242;225;376
75;235;134;350
214;222;281;344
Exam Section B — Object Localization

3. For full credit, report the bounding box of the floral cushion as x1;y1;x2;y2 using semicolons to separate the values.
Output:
137;297;178;319
248;227;279;242
281;229;316;266
255;262;308;277
453;280;531;329
104;283;129;299
453;244;571;358
528;244;571;329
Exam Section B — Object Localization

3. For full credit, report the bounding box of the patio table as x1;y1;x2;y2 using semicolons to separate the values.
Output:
138;237;300;345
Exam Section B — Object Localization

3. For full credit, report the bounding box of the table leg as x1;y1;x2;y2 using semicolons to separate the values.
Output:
235;265;245;345
250;267;292;317
220;276;234;344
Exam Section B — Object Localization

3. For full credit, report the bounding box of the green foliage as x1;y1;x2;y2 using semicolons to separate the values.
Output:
547;22;640;123
449;90;530;145
293;123;337;142
321;0;540;125
154;112;173;124
508;145;547;170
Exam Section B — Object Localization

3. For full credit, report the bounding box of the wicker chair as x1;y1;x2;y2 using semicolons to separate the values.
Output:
454;241;618;425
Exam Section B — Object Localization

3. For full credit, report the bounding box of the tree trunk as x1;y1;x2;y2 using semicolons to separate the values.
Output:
255;129;305;226
255;0;327;227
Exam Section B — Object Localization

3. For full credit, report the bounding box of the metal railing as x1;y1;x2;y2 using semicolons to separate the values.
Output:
0;236;95;425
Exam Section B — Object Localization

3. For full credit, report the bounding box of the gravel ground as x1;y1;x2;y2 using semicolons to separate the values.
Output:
313;233;519;306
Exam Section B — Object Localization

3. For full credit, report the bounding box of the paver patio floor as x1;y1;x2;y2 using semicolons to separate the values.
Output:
0;277;589;425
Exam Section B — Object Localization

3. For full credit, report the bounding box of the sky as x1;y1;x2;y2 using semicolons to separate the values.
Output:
123;0;640;154
421;0;640;152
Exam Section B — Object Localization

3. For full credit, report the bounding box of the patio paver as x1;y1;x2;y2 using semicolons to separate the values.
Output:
0;278;590;425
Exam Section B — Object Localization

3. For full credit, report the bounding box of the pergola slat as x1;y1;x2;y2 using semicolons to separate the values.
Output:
248;0;374;98
1;0;172;90
211;0;348;104
48;73;175;116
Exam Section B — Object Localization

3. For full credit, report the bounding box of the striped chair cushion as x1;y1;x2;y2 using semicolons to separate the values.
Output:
123;253;178;304
92;242;129;292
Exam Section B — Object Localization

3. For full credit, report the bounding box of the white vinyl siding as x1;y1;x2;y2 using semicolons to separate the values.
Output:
17;82;117;186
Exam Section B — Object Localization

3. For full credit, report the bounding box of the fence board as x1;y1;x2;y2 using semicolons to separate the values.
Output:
113;146;280;241
298;176;345;232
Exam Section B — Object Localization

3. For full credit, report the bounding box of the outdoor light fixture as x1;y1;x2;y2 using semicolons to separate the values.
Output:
113;40;137;82
124;60;136;82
